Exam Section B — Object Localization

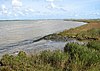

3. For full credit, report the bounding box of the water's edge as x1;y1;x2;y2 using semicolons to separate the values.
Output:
0;20;87;57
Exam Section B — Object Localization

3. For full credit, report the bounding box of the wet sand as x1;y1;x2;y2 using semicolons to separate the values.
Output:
0;20;86;57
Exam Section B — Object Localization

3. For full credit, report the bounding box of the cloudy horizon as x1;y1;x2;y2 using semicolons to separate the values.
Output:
0;0;100;20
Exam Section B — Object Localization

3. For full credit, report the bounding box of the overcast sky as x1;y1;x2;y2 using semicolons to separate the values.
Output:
0;0;100;20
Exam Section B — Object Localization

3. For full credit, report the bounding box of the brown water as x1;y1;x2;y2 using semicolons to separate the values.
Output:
0;20;86;57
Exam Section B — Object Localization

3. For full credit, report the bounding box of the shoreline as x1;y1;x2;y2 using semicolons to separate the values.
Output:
44;19;100;42
0;20;86;57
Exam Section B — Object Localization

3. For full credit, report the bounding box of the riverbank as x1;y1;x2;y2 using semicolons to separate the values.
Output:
44;19;100;42
0;20;86;45
0;19;100;71
0;20;86;57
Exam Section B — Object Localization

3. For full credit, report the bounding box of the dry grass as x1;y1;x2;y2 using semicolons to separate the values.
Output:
61;20;100;34
44;20;100;41
57;20;100;41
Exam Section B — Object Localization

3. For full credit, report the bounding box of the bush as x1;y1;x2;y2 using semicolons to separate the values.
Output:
87;41;100;51
50;50;68;69
0;43;100;71
0;51;68;71
40;50;69;69
64;43;100;71
0;66;14;71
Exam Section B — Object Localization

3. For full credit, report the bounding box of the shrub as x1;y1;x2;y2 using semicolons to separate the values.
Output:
64;43;100;71
40;50;69;69
87;41;100;51
0;44;100;71
50;50;68;69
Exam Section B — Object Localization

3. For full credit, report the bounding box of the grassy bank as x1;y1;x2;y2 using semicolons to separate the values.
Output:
44;19;100;41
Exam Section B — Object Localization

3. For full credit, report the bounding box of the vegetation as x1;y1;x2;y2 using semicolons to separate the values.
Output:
76;28;100;40
64;42;100;71
44;19;100;41
87;41;100;51
0;41;100;71
0;19;100;71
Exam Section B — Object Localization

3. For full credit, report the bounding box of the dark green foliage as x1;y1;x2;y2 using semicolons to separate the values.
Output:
40;50;69;70
0;51;69;71
64;43;100;71
87;41;100;51
0;42;100;71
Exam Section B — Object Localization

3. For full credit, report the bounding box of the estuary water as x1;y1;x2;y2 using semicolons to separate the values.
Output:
0;20;86;57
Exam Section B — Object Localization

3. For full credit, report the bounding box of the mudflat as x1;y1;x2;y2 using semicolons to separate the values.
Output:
0;20;86;57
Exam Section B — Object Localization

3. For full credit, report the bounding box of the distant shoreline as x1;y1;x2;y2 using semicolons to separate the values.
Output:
0;19;99;21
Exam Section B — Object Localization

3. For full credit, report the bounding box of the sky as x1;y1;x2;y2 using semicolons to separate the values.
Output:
0;0;100;20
